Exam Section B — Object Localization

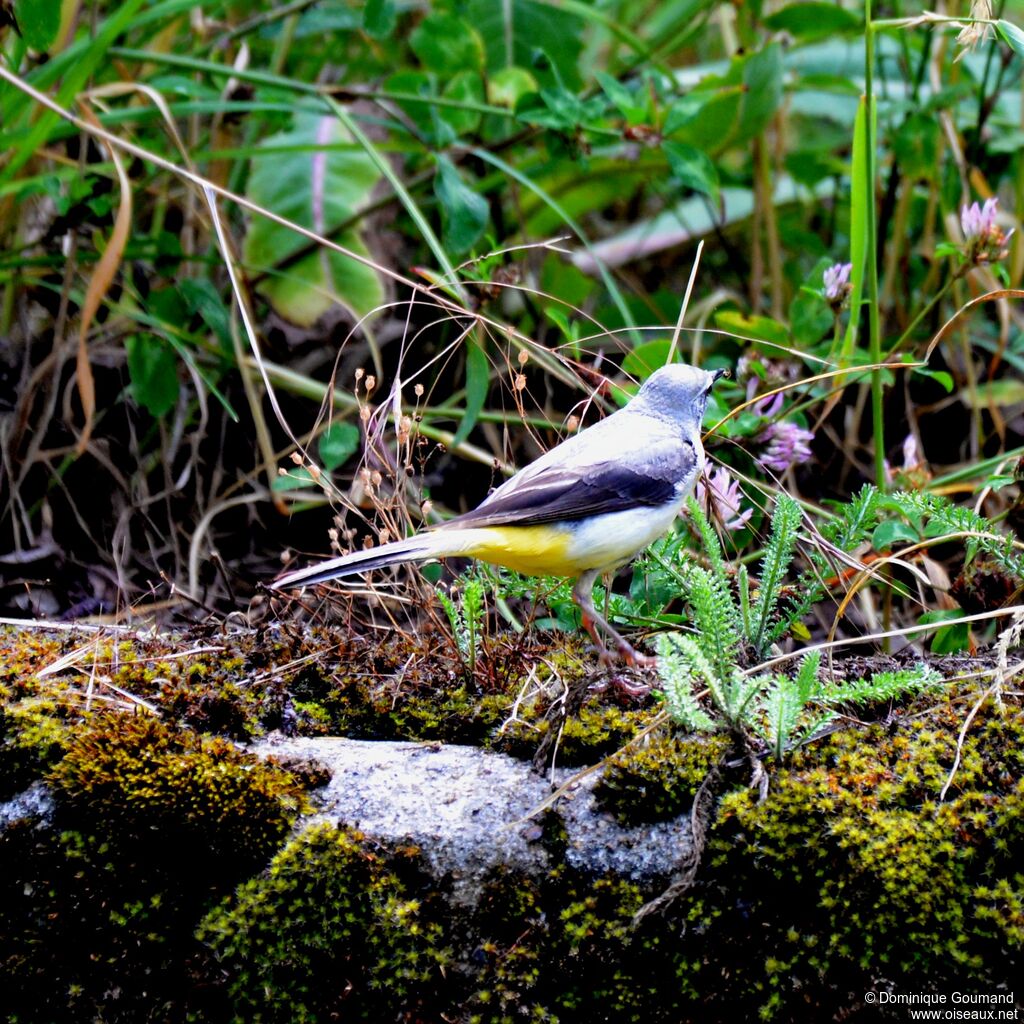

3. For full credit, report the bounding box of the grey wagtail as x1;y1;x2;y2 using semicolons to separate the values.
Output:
272;362;726;664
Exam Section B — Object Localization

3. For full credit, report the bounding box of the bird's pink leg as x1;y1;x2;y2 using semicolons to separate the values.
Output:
572;571;656;669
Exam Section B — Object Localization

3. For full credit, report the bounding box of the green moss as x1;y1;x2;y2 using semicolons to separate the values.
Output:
0;710;307;1023
50;713;305;860
198;822;451;1022
595;733;730;826
684;694;1024;1018
0;694;73;798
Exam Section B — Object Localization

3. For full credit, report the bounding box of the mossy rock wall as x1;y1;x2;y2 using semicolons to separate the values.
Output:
0;625;1021;1021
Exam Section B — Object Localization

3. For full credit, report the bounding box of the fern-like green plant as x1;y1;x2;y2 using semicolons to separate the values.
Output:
656;493;942;759
681;493;803;659
750;492;802;653
756;650;831;760
436;575;486;672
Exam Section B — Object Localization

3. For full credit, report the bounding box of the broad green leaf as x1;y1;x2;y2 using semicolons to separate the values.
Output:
487;66;538;108
663;141;720;203
467;0;584;89
996;19;1024;57
714;310;789;348
622;340;672;379
789;279;832;347
410;12;485;74
451;338;489;447
319;422;361;471
440;70;485;137
667;45;782;152
434;155;488;255
871;520;920;551
763;2;861;38
13;0;61;50
363;0;395;38
242;114;385;327
126;335;179;417
663;93;711;136
738;43;784;142
918;610;971;654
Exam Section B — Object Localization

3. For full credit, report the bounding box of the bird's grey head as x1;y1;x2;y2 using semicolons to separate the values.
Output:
630;363;726;427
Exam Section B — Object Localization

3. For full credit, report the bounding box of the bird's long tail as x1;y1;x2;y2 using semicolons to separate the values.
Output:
270;530;484;590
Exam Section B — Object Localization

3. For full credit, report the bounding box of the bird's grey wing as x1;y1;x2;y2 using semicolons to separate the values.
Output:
440;437;697;529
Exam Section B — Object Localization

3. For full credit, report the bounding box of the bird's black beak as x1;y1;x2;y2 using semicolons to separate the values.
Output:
712;368;729;383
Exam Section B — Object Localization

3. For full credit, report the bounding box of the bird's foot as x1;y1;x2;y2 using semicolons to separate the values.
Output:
616;642;657;671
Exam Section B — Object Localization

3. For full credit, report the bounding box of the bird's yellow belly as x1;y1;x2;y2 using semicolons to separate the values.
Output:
456;503;682;577
461;525;578;576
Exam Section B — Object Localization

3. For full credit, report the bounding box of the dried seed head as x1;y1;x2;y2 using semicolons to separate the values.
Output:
414;383;424;397
290;451;303;465
517;350;529;366
514;373;526;391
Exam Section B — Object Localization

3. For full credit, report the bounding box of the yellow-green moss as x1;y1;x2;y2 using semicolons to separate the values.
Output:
595;733;730;826
197;822;452;1022
50;712;306;858
684;694;1024;1018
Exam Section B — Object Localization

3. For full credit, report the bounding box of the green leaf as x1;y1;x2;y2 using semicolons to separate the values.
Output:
466;0;584;90
487;66;539;108
178;278;232;354
451;338;489;447
272;466;317;493
440;70;485;137
714;310;789;348
789;275;832;346
663;94;709;136
242;114;385;327
126;335;179;417
663;141;720;203
434;155;488;255
918;610;971;654
996;19;1024;57
737;43;784;142
596;71;646;123
763;2;861;39
318;422;361;471
363;0;395;39
911;365;954;394
622;340;672;380
410;12;485;74
13;0;61;51
871;520;920;551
